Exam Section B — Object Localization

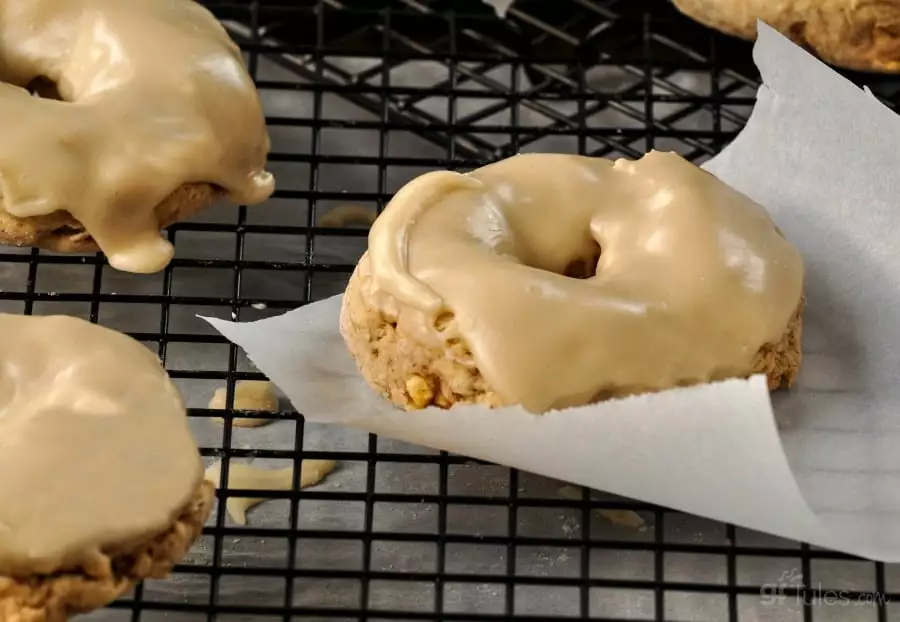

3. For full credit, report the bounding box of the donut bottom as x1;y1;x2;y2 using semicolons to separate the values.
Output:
671;0;900;73
0;183;222;254
340;257;804;412
0;480;214;622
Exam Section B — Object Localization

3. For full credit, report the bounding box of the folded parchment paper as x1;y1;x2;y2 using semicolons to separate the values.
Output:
482;0;515;19
205;23;900;562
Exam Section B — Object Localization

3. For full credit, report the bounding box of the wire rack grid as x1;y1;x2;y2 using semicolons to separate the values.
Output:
3;0;900;620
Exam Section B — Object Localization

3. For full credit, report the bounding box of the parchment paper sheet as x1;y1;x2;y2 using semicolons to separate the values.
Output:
204;23;900;562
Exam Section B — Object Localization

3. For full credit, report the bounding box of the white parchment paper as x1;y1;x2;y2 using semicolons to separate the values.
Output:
203;23;900;562
481;0;515;19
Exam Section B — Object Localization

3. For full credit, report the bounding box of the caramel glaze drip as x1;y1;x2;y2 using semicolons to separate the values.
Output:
0;0;275;273
365;151;805;414
0;314;202;576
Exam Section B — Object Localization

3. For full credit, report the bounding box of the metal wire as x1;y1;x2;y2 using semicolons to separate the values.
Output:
3;0;899;620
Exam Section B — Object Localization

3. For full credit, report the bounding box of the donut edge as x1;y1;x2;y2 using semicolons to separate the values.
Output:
340;253;506;411
750;294;804;391
0;480;214;622
671;0;900;73
0;183;223;255
340;253;804;411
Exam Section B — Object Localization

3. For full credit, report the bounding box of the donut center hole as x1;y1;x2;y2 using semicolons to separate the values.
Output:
26;76;64;101
562;243;602;279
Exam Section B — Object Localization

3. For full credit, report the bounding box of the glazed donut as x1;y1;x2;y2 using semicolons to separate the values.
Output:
0;313;212;620
0;0;274;273
340;151;805;414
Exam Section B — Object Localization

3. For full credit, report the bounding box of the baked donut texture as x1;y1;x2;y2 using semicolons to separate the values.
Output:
0;314;209;617
0;481;214;622
672;0;900;73
340;151;805;414
0;0;275;272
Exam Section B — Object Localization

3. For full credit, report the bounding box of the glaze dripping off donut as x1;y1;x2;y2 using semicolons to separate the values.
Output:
0;0;274;273
340;151;805;414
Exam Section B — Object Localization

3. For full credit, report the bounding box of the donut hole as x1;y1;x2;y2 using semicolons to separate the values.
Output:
26;76;64;101
562;243;602;279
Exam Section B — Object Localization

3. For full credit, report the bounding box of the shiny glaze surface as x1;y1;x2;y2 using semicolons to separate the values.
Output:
0;0;274;273
0;314;201;575
365;151;804;413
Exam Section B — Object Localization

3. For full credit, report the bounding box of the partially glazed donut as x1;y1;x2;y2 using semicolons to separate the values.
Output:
0;0;274;273
340;151;805;414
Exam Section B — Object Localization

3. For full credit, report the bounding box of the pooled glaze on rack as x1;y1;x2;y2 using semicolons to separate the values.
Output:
0;314;202;575
366;151;804;413
0;0;274;273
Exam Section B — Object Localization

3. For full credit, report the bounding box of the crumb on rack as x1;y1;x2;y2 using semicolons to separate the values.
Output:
318;204;377;228
597;509;647;530
208;380;279;428
204;460;337;525
558;485;647;530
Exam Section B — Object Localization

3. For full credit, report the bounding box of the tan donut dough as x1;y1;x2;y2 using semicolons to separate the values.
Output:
0;0;275;272
341;255;506;411
0;482;214;622
339;151;805;413
671;0;900;73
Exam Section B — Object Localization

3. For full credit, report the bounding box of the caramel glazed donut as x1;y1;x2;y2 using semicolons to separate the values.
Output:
340;151;806;414
0;0;275;274
0;314;213;622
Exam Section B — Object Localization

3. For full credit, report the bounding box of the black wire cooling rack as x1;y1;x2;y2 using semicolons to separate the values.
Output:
3;0;900;620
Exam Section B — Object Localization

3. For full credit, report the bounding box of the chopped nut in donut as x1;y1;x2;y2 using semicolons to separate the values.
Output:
405;374;436;410
204;460;337;525
208;380;279;428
